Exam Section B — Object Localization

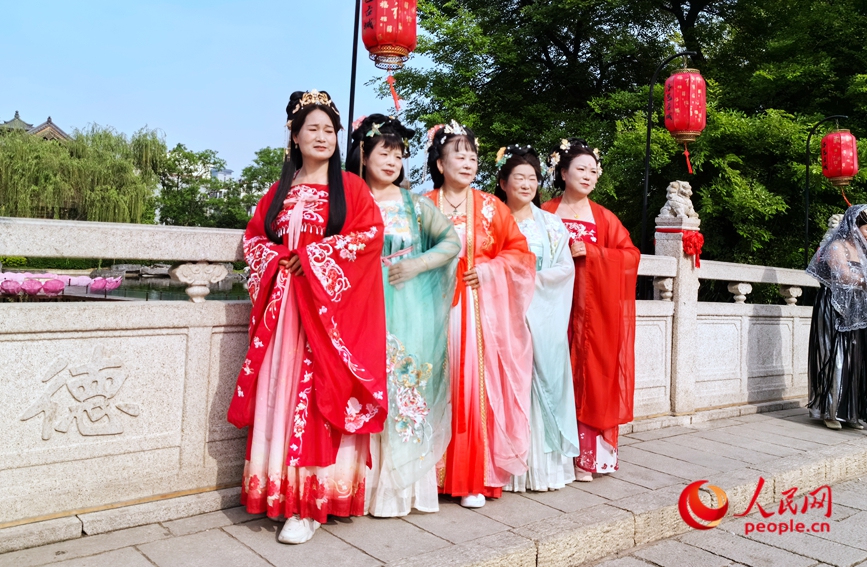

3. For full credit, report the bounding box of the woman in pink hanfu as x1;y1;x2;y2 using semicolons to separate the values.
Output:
227;90;387;544
424;121;537;508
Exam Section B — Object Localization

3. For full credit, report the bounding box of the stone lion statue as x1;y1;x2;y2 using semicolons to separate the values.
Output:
820;213;845;246
659;181;698;219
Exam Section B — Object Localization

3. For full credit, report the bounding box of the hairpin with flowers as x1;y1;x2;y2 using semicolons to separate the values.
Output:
548;138;603;181
347;114;415;176
425;120;474;151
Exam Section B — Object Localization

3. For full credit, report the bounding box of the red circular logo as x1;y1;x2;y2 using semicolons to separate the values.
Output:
678;480;729;530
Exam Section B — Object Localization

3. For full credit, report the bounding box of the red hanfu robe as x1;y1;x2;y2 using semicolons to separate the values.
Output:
228;172;387;521
427;189;536;497
542;197;638;472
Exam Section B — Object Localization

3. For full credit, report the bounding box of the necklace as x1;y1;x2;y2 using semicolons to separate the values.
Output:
561;197;584;220
443;190;468;213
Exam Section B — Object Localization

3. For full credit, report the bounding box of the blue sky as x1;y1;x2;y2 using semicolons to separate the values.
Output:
1;0;393;173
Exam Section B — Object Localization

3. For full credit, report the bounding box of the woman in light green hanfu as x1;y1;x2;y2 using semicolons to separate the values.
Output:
346;114;460;515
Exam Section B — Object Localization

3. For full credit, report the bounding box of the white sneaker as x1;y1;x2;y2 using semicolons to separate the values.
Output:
460;494;486;508
277;515;320;544
574;468;594;482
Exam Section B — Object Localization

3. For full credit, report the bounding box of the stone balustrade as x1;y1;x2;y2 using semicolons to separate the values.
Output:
0;211;817;531
698;259;816;305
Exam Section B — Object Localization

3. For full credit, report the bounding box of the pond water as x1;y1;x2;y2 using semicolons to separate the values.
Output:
105;280;250;301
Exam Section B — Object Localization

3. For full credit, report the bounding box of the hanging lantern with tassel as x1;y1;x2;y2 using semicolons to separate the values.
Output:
664;68;707;174
361;0;417;111
361;0;417;71
821;129;859;186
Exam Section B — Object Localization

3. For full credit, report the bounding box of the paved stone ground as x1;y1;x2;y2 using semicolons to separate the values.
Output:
3;406;866;567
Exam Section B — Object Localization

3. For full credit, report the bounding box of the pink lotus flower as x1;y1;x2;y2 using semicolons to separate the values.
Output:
104;277;122;291
90;278;107;292
21;280;43;296
42;279;66;296
0;280;21;295
69;276;92;287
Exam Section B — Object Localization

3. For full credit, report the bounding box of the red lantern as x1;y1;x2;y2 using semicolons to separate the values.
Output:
821;129;859;187
664;68;707;173
361;0;418;71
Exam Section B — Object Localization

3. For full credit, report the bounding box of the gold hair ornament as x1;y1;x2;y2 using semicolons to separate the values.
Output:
292;89;339;115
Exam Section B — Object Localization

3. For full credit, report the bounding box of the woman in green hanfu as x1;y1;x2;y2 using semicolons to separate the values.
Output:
346;114;460;516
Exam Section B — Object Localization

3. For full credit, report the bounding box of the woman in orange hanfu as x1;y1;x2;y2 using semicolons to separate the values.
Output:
542;138;639;482
227;90;387;544
425;121;537;508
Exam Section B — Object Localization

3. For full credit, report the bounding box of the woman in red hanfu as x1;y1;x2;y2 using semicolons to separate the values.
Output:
227;90;387;544
425;121;536;508
541;138;639;483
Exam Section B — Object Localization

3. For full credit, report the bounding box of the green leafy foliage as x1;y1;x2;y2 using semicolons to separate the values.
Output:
240;147;284;195
0;126;165;223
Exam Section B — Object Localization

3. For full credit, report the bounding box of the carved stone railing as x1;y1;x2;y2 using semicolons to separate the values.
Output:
698;259;818;305
649;198;820;418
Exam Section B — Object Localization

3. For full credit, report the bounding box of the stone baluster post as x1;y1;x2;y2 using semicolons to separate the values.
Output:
170;262;229;303
655;181;701;416
727;282;753;304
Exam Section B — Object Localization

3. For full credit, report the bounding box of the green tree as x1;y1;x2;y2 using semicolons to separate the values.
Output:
392;0;867;270
158;144;271;229
240;147;284;195
0;125;165;223
157;144;227;226
394;0;678;180
206;179;260;230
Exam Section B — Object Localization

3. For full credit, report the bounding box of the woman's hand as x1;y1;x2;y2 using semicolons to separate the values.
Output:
463;267;480;289
388;258;425;286
571;241;587;257
279;255;304;276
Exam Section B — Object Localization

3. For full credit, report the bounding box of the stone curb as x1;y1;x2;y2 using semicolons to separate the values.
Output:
77;487;241;535
2;440;863;563
0;486;243;553
0;400;847;564
619;399;805;435
0;516;82;555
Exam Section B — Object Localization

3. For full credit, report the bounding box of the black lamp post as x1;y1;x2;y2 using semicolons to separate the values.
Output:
346;0;362;152
639;50;697;257
804;115;848;268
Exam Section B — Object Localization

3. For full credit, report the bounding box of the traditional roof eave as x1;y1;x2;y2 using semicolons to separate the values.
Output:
27;117;71;141
1;110;33;130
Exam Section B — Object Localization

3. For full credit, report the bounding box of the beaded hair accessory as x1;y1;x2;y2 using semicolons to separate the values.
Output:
496;145;548;178
361;116;411;155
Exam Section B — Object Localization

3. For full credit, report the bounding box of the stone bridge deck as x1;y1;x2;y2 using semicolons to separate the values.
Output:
3;406;866;567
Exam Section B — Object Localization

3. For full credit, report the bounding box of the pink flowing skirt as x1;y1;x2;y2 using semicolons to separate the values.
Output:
241;279;368;523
